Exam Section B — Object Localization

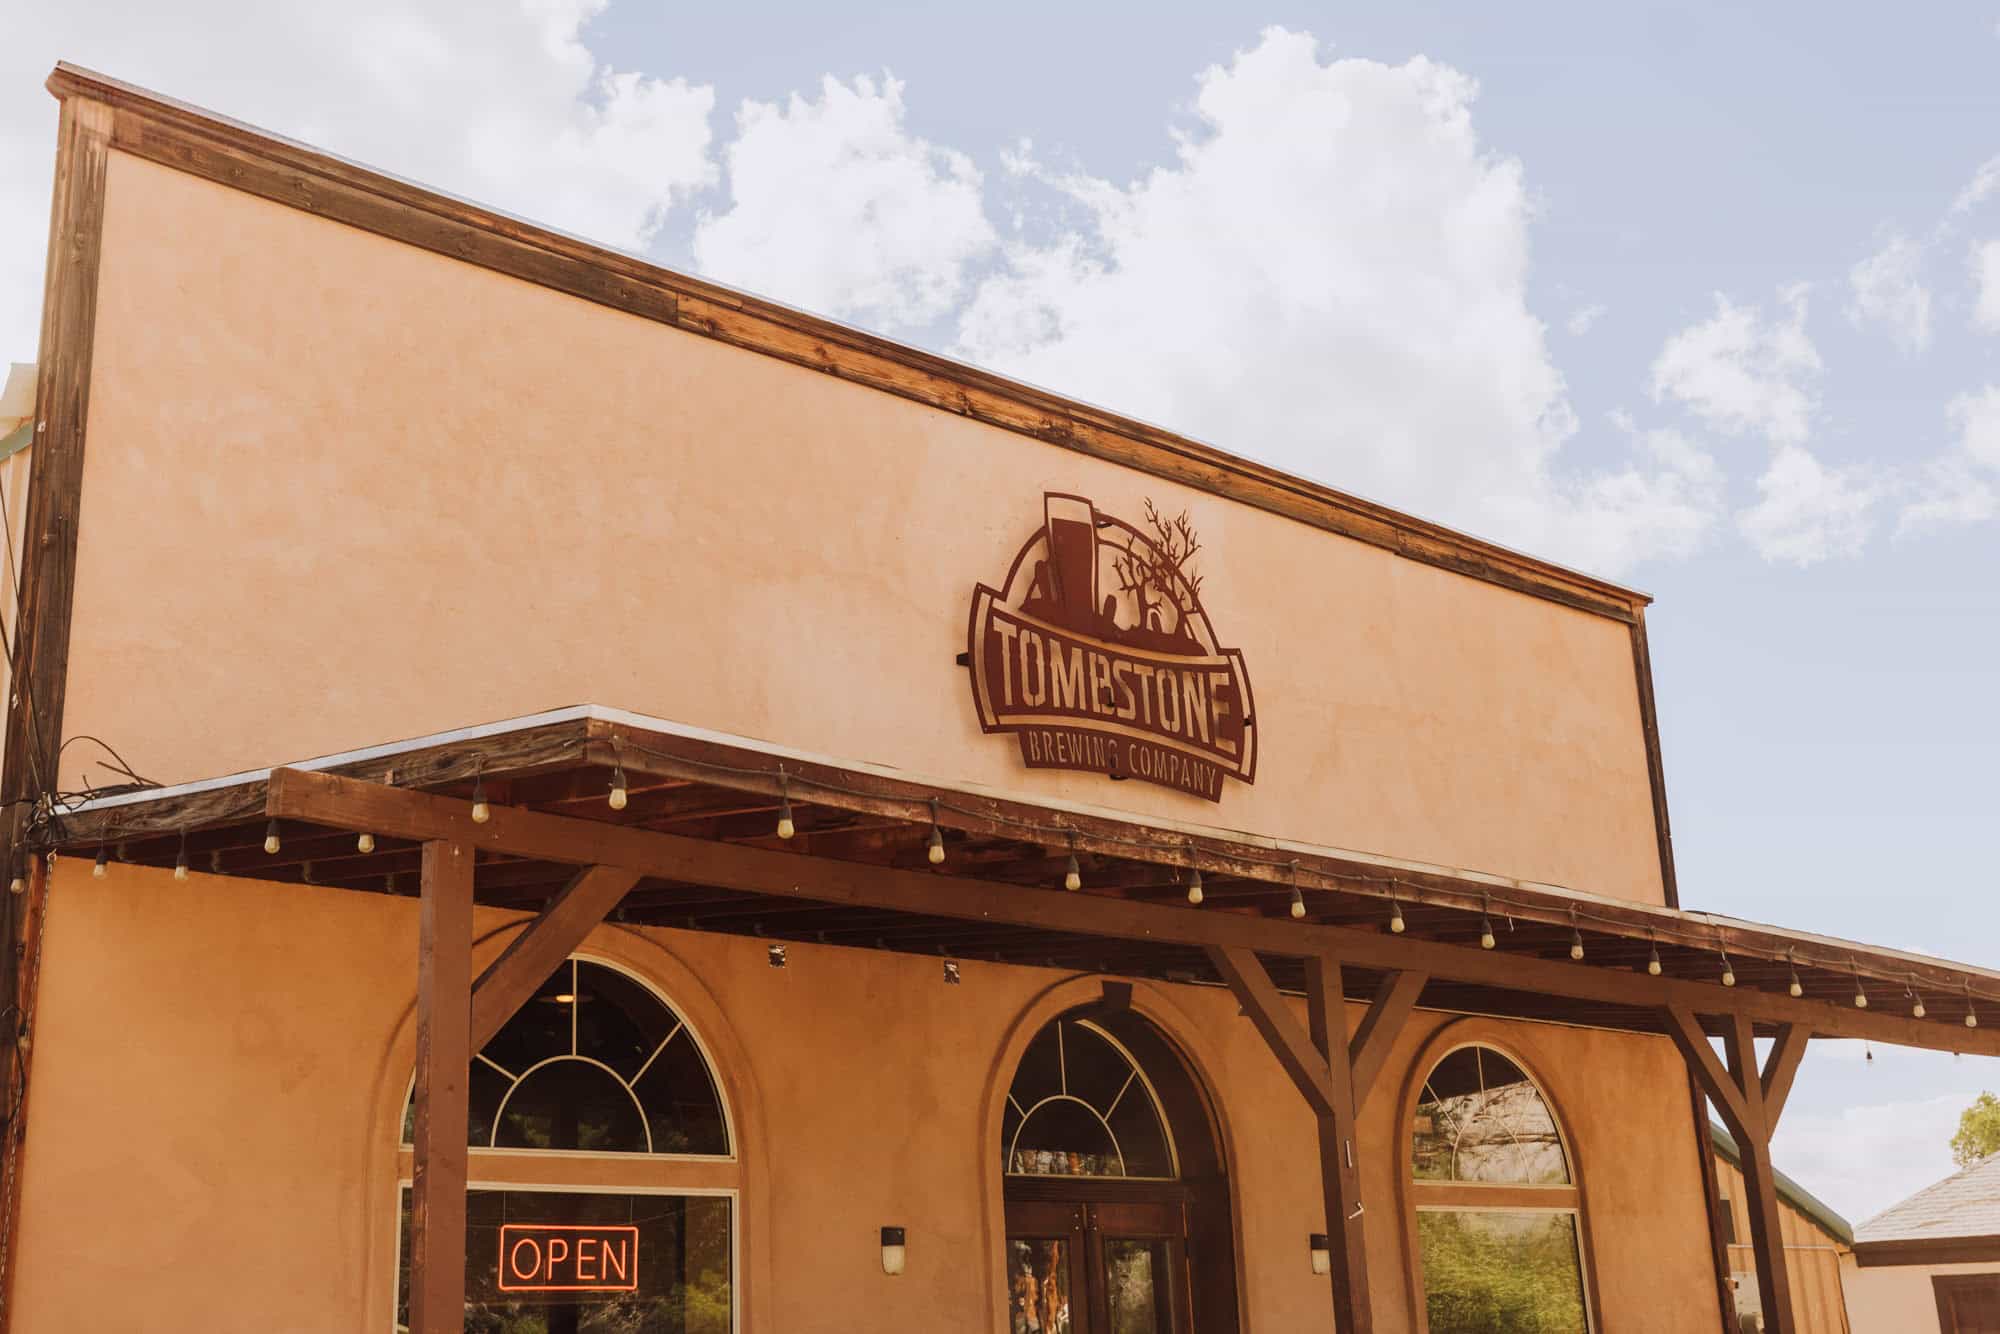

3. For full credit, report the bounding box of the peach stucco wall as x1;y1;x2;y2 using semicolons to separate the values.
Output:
58;149;1666;903
12;862;1716;1331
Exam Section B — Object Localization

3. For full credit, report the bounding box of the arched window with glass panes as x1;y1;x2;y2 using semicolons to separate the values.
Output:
396;956;734;1333
1409;1043;1592;1334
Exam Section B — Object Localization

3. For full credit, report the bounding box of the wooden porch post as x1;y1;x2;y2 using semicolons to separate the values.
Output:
1206;946;1422;1333
1665;1008;1810;1334
1305;953;1373;1334
410;840;474;1334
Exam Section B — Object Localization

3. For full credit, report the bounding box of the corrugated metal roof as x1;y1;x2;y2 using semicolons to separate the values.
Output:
1857;1151;2000;1243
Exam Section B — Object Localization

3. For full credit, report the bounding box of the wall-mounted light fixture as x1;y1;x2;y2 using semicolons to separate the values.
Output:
767;944;788;969
880;1227;907;1276
1309;1232;1331;1276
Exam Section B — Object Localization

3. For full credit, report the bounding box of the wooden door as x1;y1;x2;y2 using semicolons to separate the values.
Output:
1005;1198;1192;1334
1935;1275;2000;1334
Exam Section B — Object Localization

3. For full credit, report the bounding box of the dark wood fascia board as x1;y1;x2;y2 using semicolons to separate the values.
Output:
1855;1235;2000;1268
1631;608;1680;908
43;61;1648;626
1;92;114;1334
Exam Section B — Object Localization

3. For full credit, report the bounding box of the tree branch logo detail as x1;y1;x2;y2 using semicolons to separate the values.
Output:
967;493;1257;801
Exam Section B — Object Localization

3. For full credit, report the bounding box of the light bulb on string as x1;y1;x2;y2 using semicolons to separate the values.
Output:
777;775;795;841
1966;985;1980;1029
608;765;629;812
1388;895;1405;934
1853;973;1869;1009
1647;937;1662;977
93;845;108;879
263;820;282;855
1569;929;1585;961
1913;993;1927;1020
173;832;189;882
927;800;945;865
1288;862;1306;920
1720;951;1735;988
1063;836;1081;892
470;777;490;825
356;832;375;855
1788;954;1804;998
1186;868;1204;906
1478;895;1495;949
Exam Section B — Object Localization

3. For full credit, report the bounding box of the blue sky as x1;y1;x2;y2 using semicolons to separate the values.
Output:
5;1;1998;1222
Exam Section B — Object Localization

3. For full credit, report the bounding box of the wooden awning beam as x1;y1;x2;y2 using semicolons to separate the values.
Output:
262;767;2000;1057
469;865;642;1051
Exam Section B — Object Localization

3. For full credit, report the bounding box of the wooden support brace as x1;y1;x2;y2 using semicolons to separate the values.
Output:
469;865;641;1051
410;840;473;1334
1348;970;1426;1106
1204;945;1336;1118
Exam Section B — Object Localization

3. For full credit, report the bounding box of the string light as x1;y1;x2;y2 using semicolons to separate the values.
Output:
93;844;108;878
777;774;795;841
1788;952;1804;998
927;800;945;865
1966;983;1980;1029
8;857;24;895
1478;895;1495;949
173;831;189;882
1647;935;1662;977
1912;993;1927;1020
356;832;375;855
1388;895;1405;934
1290;862;1306;919
608;764;629;812
469;776;490;825
1720;950;1735;988
263;820;282;855
1063;835;1082;892
1853;972;1869;1009
1186;868;1204;906
1568;906;1583;960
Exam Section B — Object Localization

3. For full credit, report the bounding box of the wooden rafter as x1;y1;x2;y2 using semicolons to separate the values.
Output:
469;865;642;1051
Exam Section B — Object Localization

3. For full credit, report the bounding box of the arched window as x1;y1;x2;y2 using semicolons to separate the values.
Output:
1002;1016;1175;1179
395;957;734;1332
1410;1045;1591;1333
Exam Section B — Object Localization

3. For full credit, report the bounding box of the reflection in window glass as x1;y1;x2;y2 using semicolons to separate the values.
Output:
1008;1238;1074;1334
1105;1239;1169;1334
1413;1047;1568;1185
397;1188;731;1333
1416;1211;1588;1334
402;959;729;1157
1002;1019;1174;1179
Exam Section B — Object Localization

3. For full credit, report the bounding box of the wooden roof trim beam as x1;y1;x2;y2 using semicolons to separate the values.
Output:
469;865;642;1052
262;767;2000;1057
44;61;1645;624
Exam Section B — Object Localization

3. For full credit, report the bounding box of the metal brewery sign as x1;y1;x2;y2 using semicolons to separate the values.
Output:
967;493;1256;802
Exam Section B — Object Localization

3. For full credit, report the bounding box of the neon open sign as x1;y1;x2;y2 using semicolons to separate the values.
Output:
497;1223;640;1293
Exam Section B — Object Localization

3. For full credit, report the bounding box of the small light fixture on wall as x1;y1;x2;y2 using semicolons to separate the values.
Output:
880;1227;907;1276
1309;1232;1331;1276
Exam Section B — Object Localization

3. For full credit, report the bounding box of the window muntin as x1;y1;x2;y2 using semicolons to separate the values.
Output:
1413;1045;1569;1185
402;957;730;1157
1410;1044;1589;1333
1002;1018;1176;1179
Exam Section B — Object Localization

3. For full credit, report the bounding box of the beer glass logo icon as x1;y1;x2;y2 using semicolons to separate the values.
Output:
966;494;1256;801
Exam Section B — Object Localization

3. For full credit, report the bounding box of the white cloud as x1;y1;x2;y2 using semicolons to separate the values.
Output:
952;28;1716;577
1899;385;2000;533
1949;154;2000;219
1566;303;1606;335
692;75;995;331
0;0;717;358
1847;233;1931;353
1651;286;1821;446
1739;444;1882;564
1774;1089;1981;1225
1973;239;2000;333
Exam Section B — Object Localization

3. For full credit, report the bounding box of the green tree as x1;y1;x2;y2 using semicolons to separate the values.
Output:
1951;1091;2000;1168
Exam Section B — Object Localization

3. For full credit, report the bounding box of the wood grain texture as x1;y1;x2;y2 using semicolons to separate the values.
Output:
1203;945;1336;1118
411;840;473;1334
0;94;112;1334
43;61;1649;627
261;766;2000;1056
469;865;640;1051
1305;954;1374;1334
1347;969;1425;1106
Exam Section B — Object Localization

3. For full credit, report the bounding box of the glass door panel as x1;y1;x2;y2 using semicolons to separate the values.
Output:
1007;1202;1086;1334
1102;1238;1169;1334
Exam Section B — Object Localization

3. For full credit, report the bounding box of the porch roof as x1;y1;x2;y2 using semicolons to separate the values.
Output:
38;705;2000;1054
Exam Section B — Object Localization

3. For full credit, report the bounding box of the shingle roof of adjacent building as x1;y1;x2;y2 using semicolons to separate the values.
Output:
1857;1152;2000;1243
